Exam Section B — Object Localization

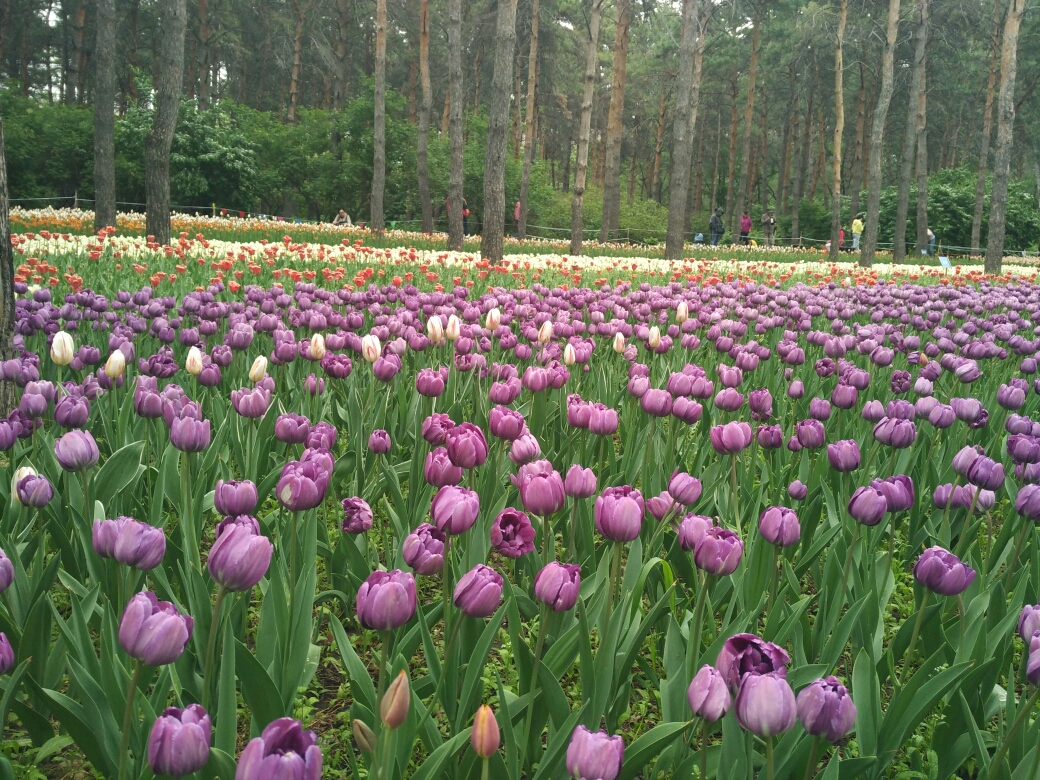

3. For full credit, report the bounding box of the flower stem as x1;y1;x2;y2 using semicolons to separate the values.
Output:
378;630;391;703
730;455;740;534
699;718;709;780
986;688;1040;780
481;757;489;780
802;735;821;780
606;542;623;625
766;736;775;780
690;571;709;671
832;523;860;624
899;589;931;688
201;585;227;711
117;661;144;780
518;605;548;775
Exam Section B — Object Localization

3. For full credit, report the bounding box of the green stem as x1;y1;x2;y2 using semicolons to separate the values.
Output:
481;757;489;780
986;689;1040;780
700;718;709;780
802;735;822;780
1004;520;1032;591
421;615;462;727
378;631;391;703
642;417;657;495
832;523;860;624
180;451;200;573
766;545;779;615
730;455;740;535
201;586;228;710
606;542;623;626
567;501;579;562
518;606;549;774
766;737;775;780
690;571;709;672
117;661;144;780
899;589;931;688
541;513;553;565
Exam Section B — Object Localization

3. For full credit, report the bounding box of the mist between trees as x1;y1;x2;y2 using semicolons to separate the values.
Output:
2;0;1039;263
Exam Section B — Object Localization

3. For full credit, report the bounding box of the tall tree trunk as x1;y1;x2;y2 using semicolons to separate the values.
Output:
985;0;1027;273
759;93;769;212
723;69;739;234
518;0;540;238
731;3;760;235
333;0;350;108
791;90;812;243
408;58;418;123
417;0;434;233
0;106;16;414
128;0;140;105
693;112;706;213
287;0;308;123
93;0;117;230
512;53;523;158
628;146;637;204
777;62;797;216
848;56;867;223
599;0;631;242
914;49;929;256
145;0;187;245
972;0;1002;253
828;0;848;261
710;108;722;211
568;0;603;256
67;0;86;103
892;0;928;262
664;0;705;259
447;0;464;248
371;0;387;230
197;0;211;109
481;0;520;261
650;85;667;202
860;0;900;267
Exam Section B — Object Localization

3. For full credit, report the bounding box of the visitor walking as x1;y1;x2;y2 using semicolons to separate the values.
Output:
851;214;864;251
739;212;752;245
709;208;724;246
927;228;936;256
763;210;776;246
514;200;521;238
463;198;470;235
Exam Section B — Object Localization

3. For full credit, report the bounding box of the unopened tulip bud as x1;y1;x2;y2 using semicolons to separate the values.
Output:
538;320;553;344
352;719;376;753
11;466;36;504
51;331;74;366
446;315;461;342
362;334;381;363
380;670;410;729
310;333;326;360
563;344;576;366
613;333;625;354
648;326;661;349
185;347;204;376
427;317;444;344
485;308;501;331
248;355;268;382
105;349;126;379
676;301;689;323
471;704;500;758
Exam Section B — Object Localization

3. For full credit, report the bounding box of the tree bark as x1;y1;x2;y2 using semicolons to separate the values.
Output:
67;0;86;104
518;0;541;239
828;0;848;261
333;0;350;108
93;0;117;230
791;89;811;244
287;0;308;123
860;0;901;267
599;0;631;242
417;0;434;233
777;61;796;217
693;111;706;214
145;0;187;246
723;69;739;235
985;0;1027;273
972;0;1002;254
848;56;867;224
0;106;16;414
512;53;523;158
892;0;928;263
481;0;521;261
197;0;211;109
664;0;705;260
568;0;604;256
650;85;668;202
731;3;761;235
914;50;929;256
371;0;387;231
447;0;464;248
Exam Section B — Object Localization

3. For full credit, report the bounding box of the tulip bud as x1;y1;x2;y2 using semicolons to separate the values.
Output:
105;349;126;379
362;334;381;363
248;355;268;383
51;331;74;366
471;705;500;758
380;670;411;729
442;314;460;342
427;316;444;344
310;333;326;360
647;326;661;349
352;719;377;753
537;320;553;344
185;347;204;376
11;466;37;504
613;333;625;353
676;301;689;323
485;308;501;331
560;343;575;365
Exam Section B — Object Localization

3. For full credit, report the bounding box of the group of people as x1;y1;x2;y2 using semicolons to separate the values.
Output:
707;208;779;247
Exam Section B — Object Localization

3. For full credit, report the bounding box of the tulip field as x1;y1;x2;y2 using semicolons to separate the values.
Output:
3;214;1040;780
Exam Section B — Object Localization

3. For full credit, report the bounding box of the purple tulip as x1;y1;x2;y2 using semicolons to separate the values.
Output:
677;514;713;551
430;485;480;535
748;388;773;420
951;397;984;424
207;515;273;591
235;718;322;780
54;429;99;471
796;676;857;743
16;473;53;507
861;400;884;422
672;396;704;425
713;387;744;413
422;413;455;446
368;429;391;454
694;527;744;575
788;480;807;501
402;523;446;575
847;485;888;526
231;386;271;418
809;398;832;421
787;380;805;399
489;406;525;441
710;421;753;454
306;421;337;450
341;497;374;534
716;633;791;691
274;413;310;445
0;633;12;675
928;404;955;429
966;456;1004;491
534;562;581;612
1027;633;1040;686
1008;435;1040;464
424;448;463;487
148;704;211;777
92;517;166;570
795;419;826;449
170;416;211;452
1018;604;1040;642
0;548;12;594
490;508;536;557
641;388;673;417
646;491;677;521
416;368;446;397
119;591;193;665
594;486;645;542
998;383;1027;410
914;546;976;596
54;395;90;428
735;672;797;737
515;460;566;516
566;726;624;780
667;470;702;506
589;404;620;435
687;665;731;722
1016;485;1040;521
827;440;860;472
356;569;417;629
871;475;915;513
276;460;329;511
758;506;800;547
213;479;258;516
873;417;916;448
952;445;985;477
454;564;504;618
564;464;597;498
446;422;489;469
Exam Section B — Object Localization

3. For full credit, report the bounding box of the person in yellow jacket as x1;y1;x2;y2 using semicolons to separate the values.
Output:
851;215;864;251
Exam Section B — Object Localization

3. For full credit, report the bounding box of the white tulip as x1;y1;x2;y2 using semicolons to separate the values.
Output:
50;331;74;366
648;326;662;349
11;466;37;504
537;320;553;344
485;307;501;331
310;333;327;360
446;315;461;342
563;344;576;366
104;349;126;379
427;317;444;344
362;334;381;363
676;301;689;323
185;346;204;376
249;355;269;382
613;333;626;353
